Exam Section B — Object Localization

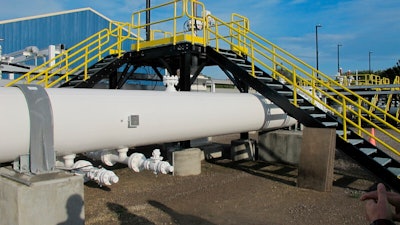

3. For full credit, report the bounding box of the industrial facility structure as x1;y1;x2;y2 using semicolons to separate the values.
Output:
0;0;400;224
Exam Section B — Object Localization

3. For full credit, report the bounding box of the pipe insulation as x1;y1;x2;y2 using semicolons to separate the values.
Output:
0;87;296;163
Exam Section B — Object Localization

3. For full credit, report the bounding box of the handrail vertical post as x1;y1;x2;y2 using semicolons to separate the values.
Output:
293;69;298;107
342;98;347;140
98;32;102;61
272;47;277;78
44;71;49;87
84;47;88;80
173;0;178;45
250;42;255;76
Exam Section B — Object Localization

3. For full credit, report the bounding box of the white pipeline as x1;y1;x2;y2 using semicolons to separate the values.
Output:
0;87;296;163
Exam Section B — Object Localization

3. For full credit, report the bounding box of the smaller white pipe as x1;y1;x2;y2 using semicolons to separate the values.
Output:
85;148;174;175
72;160;119;186
102;148;129;166
62;154;76;168
127;149;174;174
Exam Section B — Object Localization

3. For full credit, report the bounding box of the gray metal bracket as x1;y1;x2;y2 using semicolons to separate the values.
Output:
14;84;56;174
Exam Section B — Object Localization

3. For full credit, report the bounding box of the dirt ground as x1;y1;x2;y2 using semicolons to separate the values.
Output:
83;133;383;225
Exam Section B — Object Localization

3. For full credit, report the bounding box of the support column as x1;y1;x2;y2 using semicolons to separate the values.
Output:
179;52;192;148
178;52;192;91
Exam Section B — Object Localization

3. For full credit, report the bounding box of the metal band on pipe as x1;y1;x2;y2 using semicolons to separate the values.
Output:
14;84;56;174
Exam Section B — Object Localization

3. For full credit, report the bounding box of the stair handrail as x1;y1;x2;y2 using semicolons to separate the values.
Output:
205;13;400;155
5;29;109;87
5;22;135;88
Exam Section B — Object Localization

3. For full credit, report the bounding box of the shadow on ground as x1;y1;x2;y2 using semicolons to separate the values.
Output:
148;200;216;225
107;202;155;225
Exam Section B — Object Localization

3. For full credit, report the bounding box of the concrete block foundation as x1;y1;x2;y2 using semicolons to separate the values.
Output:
172;148;202;176
0;168;84;225
258;130;303;165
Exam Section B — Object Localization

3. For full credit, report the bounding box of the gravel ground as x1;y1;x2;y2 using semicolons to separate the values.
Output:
82;132;388;225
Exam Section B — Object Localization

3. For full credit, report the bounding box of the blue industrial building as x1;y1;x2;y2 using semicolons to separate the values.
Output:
0;8;139;81
0;8;115;55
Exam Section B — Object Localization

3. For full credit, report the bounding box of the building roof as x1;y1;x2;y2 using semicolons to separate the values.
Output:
0;8;111;25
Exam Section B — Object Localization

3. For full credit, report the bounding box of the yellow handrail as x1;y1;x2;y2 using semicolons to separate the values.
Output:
204;11;400;155
6;22;136;88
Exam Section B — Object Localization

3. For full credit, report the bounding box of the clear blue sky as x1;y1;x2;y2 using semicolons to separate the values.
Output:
0;0;399;78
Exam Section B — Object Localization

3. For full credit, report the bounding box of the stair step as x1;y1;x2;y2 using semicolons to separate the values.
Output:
299;105;315;110
289;98;304;104
348;139;364;145
257;77;273;82
89;68;101;73
229;57;245;63
246;70;263;75
266;83;283;89
237;63;251;68
220;51;237;57
104;57;117;61
374;157;391;166
277;91;293;96
360;148;377;156
322;122;338;127
310;114;326;118
336;130;351;136
388;167;400;178
95;62;110;67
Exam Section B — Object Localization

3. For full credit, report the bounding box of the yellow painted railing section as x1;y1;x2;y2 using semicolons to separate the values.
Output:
204;12;400;156
130;0;208;50
6;22;136;88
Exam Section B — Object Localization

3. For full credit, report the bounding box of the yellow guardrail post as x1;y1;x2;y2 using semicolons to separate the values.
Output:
250;42;255;77
357;98;362;136
84;46;88;80
292;69;298;107
272;47;277;79
342;97;348;140
44;71;49;88
173;0;178;45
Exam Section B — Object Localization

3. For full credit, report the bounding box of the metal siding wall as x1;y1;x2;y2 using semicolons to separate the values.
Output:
0;10;113;54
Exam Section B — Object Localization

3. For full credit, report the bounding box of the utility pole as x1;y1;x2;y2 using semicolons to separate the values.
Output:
315;24;322;78
146;0;151;41
369;51;373;74
337;44;342;74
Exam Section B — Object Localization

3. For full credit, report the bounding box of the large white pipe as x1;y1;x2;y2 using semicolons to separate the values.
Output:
0;87;296;163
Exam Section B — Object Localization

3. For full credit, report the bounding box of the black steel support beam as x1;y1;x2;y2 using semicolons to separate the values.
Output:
151;66;164;81
178;52;192;91
117;64;136;89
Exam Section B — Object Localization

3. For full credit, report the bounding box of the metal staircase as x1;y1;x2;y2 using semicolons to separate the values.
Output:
206;47;400;191
5;22;136;88
59;54;121;88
